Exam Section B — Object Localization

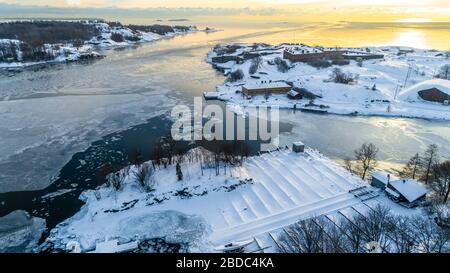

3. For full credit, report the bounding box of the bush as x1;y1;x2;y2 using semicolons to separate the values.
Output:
435;64;450;80
125;35;141;42
274;57;290;73
227;69;244;82
107;168;129;191
306;58;331;69
330;68;358;84
248;57;262;74
292;87;318;100
332;59;350;66
134;163;155;191
356;57;363;67
127;24;174;35
0;41;20;62
110;33;124;43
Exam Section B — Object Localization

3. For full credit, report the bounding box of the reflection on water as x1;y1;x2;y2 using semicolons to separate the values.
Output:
279;111;450;168
388;30;428;49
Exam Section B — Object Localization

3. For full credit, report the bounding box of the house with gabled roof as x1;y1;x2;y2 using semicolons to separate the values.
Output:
371;171;428;207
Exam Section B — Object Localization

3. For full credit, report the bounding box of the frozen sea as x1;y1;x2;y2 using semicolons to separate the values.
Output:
0;23;449;194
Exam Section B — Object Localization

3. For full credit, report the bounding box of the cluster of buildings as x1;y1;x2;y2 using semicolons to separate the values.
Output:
282;44;384;62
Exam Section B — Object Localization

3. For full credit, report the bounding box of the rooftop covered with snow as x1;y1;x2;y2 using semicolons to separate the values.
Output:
399;79;450;102
372;171;397;185
389;179;428;203
243;82;291;90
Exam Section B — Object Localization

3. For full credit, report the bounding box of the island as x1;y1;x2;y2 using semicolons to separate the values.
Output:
0;20;201;68
206;43;450;120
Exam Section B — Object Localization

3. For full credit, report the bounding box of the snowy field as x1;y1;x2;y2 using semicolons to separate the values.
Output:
207;43;450;120
44;147;422;253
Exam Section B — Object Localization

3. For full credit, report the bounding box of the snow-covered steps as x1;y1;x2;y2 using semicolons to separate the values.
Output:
208;149;369;246
210;192;361;245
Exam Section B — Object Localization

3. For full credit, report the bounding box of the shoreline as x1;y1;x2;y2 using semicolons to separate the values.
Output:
0;21;213;69
218;99;450;122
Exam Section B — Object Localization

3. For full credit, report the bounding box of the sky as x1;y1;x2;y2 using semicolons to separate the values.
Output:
1;0;449;9
1;0;449;23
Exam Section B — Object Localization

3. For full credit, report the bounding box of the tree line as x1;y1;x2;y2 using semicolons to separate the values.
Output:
101;135;252;193
278;204;449;253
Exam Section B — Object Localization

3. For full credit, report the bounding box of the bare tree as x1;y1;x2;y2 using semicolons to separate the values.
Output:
354;143;379;180
409;215;449;253
357;205;391;251
274;57;290;73
356;57;363;67
133;163;155;191
430;160;450;203
107;167;129;191
402;153;421;179
433;204;450;227
329;68;359;84
421;144;439;184
317;218;348;253
226;69;244;82
278;218;325;253
435;64;450;80
343;158;355;174
249;56;262;75
176;161;183;181
340;217;366;253
386;215;416;253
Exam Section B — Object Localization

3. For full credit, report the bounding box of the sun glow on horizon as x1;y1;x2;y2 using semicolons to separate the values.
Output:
396;18;433;23
386;30;428;49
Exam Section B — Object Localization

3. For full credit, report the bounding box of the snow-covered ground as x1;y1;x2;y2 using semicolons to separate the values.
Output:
0;21;201;68
207;43;450;120
44;146;424;253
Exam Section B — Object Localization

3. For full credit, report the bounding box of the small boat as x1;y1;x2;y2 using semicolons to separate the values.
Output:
214;239;254;253
203;91;220;100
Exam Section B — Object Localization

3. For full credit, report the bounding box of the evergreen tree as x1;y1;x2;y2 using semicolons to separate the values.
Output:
402;153;420;179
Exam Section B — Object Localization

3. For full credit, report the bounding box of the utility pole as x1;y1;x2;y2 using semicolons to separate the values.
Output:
394;83;402;101
403;66;412;89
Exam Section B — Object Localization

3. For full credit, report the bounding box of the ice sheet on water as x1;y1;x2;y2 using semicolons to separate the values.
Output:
47;210;211;252
0;91;178;192
0;210;46;253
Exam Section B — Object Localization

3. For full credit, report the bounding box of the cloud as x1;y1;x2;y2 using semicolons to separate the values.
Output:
66;0;81;7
